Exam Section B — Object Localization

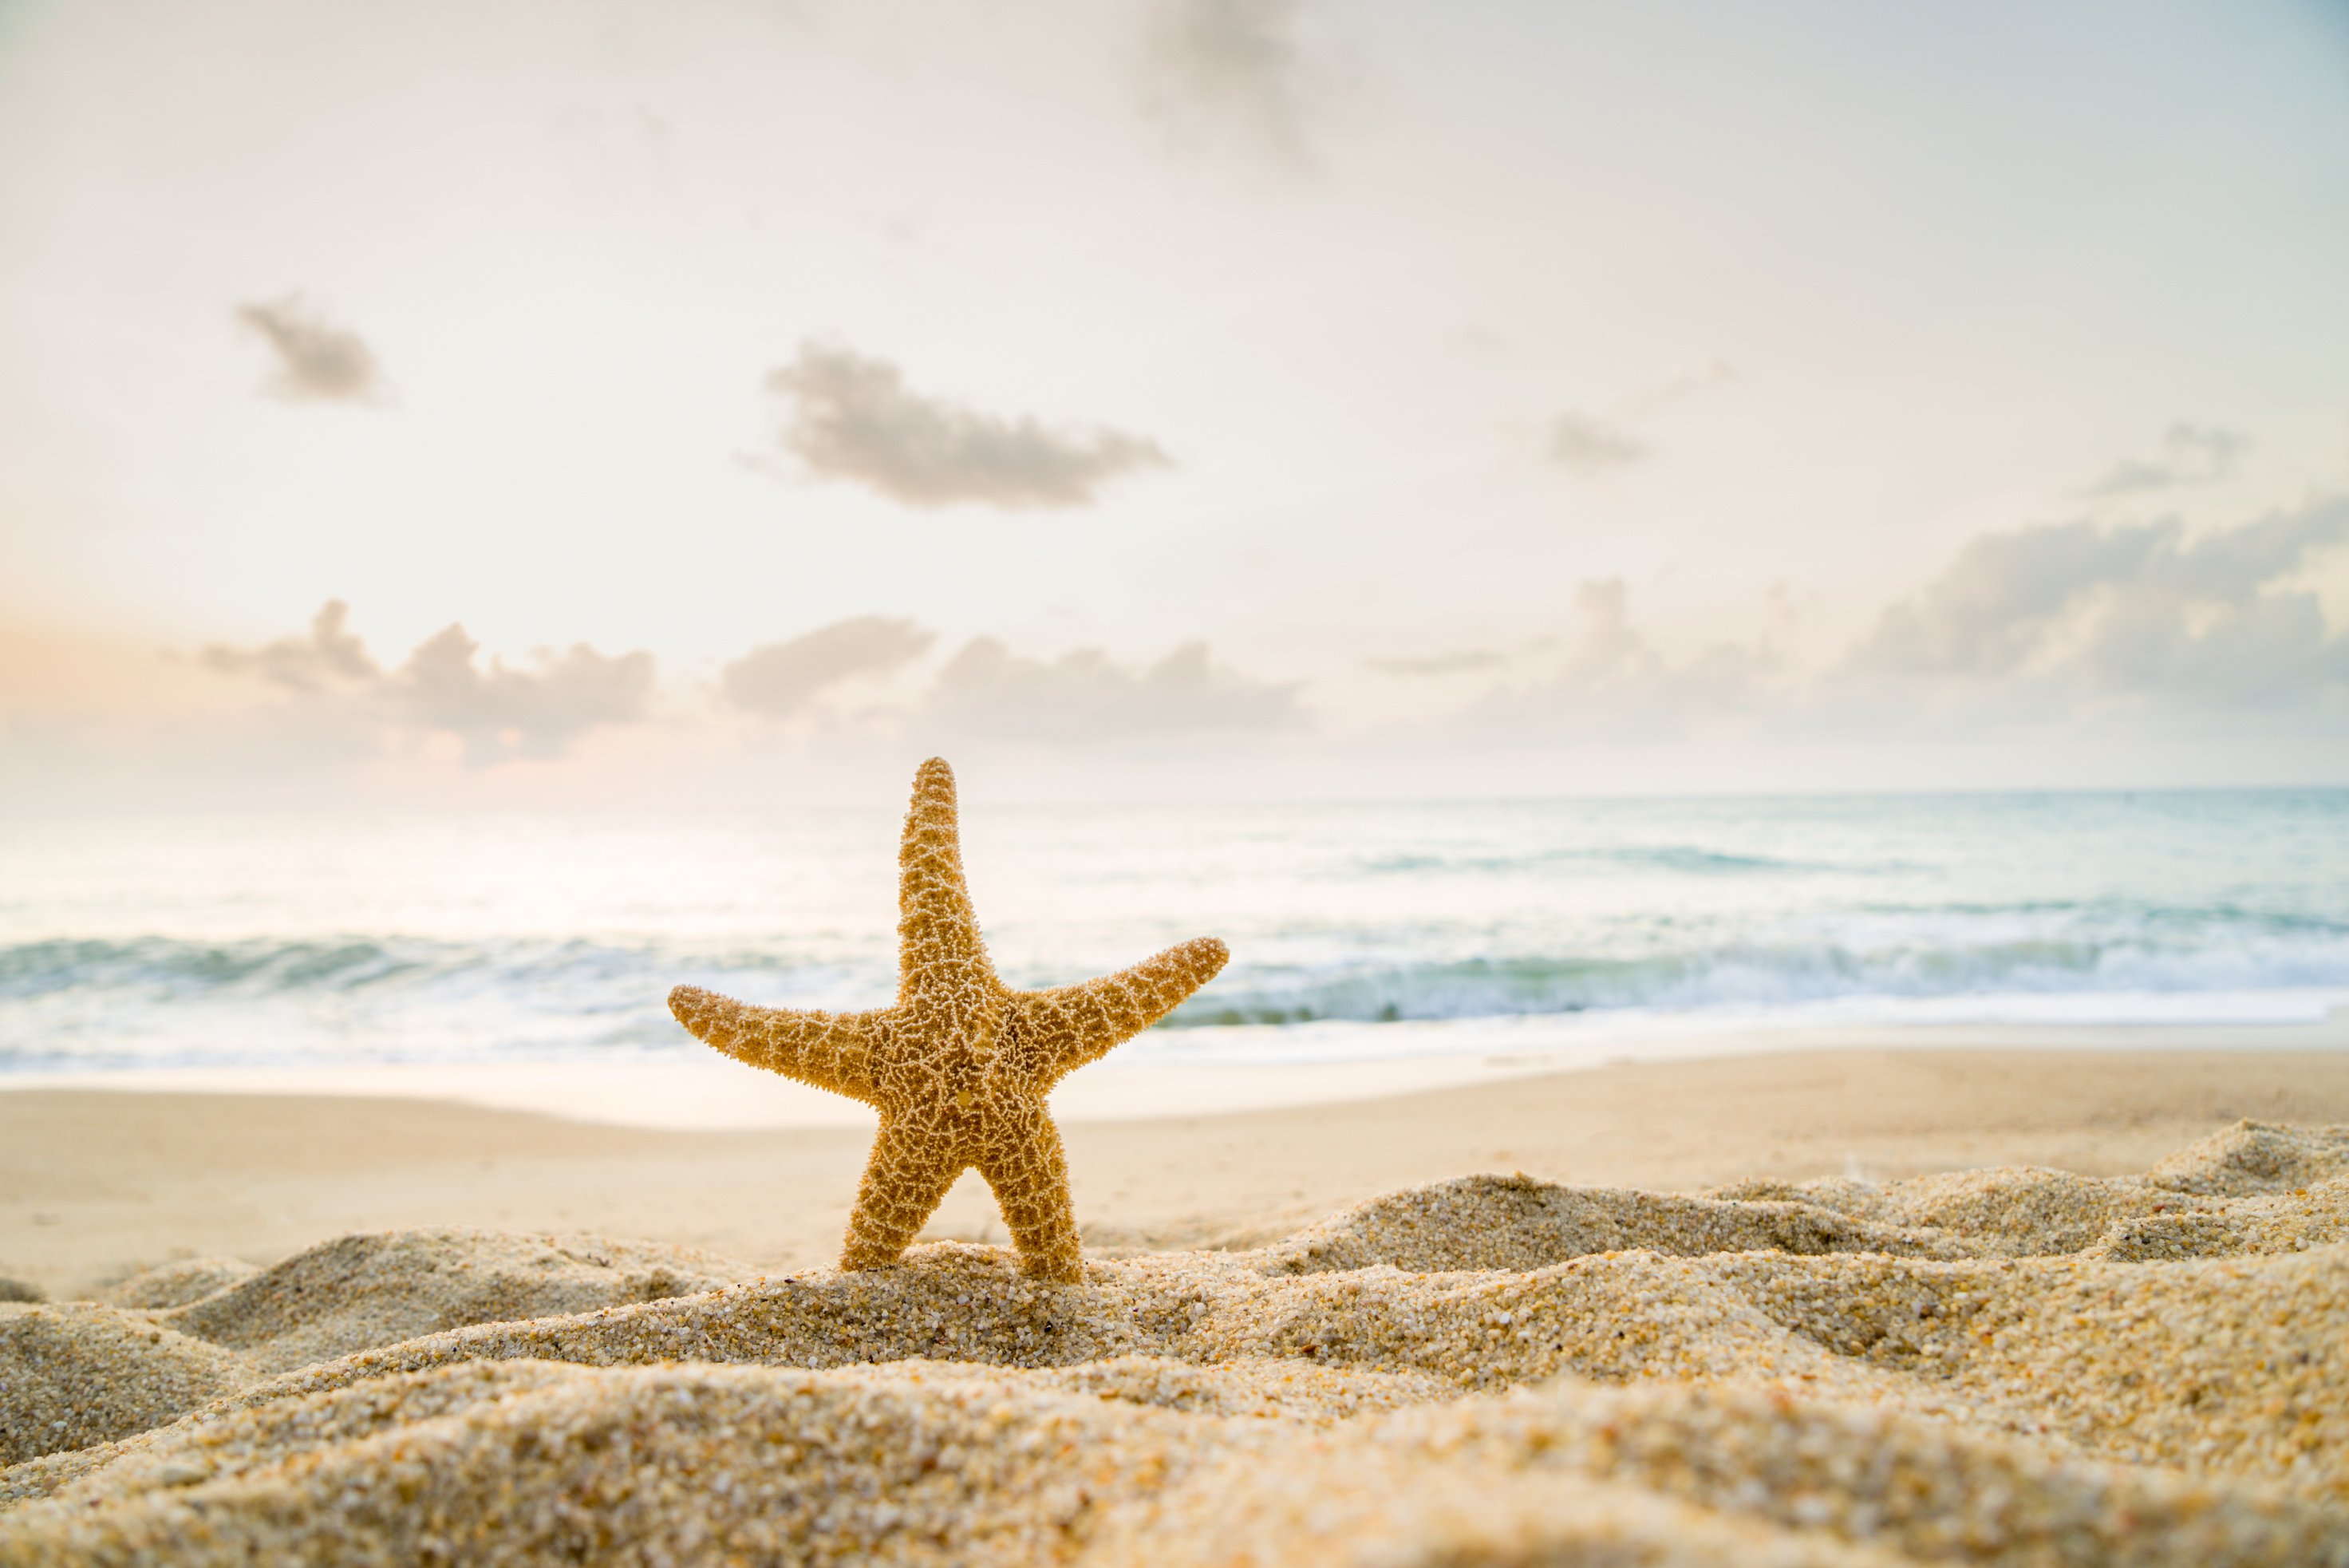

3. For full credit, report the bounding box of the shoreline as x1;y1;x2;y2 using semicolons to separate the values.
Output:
2;1012;2345;1129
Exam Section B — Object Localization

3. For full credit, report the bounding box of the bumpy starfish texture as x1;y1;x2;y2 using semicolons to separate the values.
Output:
669;758;1229;1282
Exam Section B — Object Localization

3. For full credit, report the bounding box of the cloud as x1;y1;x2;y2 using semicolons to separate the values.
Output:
201;602;654;759
1533;360;1733;480
199;600;379;691
235;295;388;403
393;626;654;757
2165;498;2349;594
1850;495;2349;706
1854;523;2167;678
1544;413;1647;477
1466;579;1778;737
2086;423;2248;496
1136;0;1322;170
1368;649;1510;677
721;616;934;717
1557;579;1659;688
1449;498;2348;756
930;637;1303;740
1558;579;1774;712
1622;358;1738;418
764;343;1171;509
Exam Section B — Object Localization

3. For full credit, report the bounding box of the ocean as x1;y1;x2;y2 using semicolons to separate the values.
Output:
2;788;2345;1076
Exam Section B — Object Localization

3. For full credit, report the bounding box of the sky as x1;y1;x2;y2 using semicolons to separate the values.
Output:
1;0;2345;806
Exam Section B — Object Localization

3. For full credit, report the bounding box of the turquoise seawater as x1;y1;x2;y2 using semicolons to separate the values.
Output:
1;789;2344;1072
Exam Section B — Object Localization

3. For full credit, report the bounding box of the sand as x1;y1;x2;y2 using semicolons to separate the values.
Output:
8;1041;2349;1289
5;1047;2349;1563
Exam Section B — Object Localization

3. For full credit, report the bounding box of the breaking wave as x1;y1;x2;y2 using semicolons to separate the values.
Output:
6;903;2346;1071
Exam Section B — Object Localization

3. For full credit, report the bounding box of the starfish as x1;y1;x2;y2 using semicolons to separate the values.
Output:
668;757;1229;1282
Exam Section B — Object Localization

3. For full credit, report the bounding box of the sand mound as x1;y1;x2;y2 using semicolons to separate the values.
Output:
1712;1120;2349;1260
2150;1119;2349;1195
1257;1173;1965;1274
1260;1122;2349;1274
157;1228;744;1373
0;1285;38;1309
0;1305;245;1465
1112;1380;2346;1568
4;1363;2341;1566
0;1230;745;1469
3;1121;2346;1565
93;1258;256;1312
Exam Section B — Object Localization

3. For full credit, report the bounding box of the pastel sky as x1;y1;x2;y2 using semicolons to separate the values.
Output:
2;0;2345;804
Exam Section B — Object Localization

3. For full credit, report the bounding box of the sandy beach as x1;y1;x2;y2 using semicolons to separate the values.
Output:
8;0;2345;1554
6;1032;2349;1291
6;1038;2349;1563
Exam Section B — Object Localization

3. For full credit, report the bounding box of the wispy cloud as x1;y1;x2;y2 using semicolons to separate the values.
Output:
1136;0;1325;171
1622;357;1737;418
1537;360;1733;480
721;616;934;718
1368;649;1510;677
763;342;1171;509
235;295;388;404
2086;423;2248;496
1544;413;1648;477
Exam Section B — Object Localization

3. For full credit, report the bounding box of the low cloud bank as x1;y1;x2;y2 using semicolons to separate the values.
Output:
131;490;2349;783
197;606;1297;760
1410;495;2348;749
932;637;1304;740
1463;579;1780;740
1851;496;2349;705
396;628;653;757
203;606;653;760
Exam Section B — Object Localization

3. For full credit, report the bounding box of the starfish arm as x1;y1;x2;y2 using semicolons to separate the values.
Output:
1013;935;1230;1080
667;985;883;1104
976;1100;1085;1282
841;1117;965;1270
896;756;997;999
